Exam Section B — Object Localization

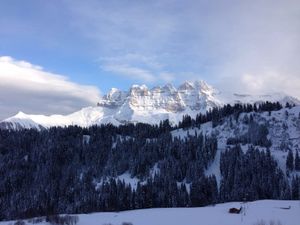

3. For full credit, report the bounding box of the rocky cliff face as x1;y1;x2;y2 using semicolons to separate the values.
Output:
98;81;221;113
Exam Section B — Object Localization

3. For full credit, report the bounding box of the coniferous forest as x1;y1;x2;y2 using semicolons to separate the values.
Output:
0;102;299;220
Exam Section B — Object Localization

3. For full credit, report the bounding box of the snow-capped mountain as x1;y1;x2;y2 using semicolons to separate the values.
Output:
0;81;221;129
98;80;220;111
0;80;299;130
223;92;300;106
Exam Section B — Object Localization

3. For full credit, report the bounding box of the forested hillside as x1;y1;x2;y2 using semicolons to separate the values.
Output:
0;102;299;220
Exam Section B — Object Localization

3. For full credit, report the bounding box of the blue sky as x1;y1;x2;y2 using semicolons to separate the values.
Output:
0;0;300;119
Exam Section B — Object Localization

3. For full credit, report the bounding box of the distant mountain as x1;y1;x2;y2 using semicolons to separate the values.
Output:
1;80;299;130
230;92;300;105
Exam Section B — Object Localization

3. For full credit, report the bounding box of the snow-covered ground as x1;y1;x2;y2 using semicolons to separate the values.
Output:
1;200;299;225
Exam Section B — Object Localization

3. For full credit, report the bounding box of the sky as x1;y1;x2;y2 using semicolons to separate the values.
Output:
0;0;300;119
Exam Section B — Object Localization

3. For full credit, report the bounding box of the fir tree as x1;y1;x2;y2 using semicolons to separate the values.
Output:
294;150;300;171
286;150;294;171
291;176;300;200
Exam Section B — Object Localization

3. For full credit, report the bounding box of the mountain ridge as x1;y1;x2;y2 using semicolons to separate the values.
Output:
1;80;299;130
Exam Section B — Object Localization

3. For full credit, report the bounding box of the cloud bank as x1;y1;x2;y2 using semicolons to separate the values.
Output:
64;0;300;98
1;0;299;119
0;56;101;119
100;54;174;83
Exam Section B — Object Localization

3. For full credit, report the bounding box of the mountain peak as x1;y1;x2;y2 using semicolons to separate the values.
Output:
130;84;148;90
15;111;28;118
162;83;176;93
107;88;121;98
178;81;195;90
193;80;210;90
130;84;150;96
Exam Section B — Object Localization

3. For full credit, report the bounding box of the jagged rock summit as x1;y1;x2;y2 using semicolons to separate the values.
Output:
98;80;220;113
0;80;299;130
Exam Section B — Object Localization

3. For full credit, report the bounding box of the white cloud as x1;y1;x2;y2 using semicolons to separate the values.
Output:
104;63;156;82
240;72;300;98
100;54;175;83
99;53;164;70
103;63;175;83
64;0;300;98
0;56;101;119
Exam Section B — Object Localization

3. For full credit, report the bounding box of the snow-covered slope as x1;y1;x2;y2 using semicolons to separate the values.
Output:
0;200;299;225
98;105;299;189
173;105;300;185
0;107;121;129
1;80;299;130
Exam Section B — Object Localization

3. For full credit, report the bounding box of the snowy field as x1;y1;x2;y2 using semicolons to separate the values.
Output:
1;200;299;225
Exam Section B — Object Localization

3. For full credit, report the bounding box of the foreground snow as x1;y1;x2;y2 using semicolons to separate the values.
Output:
1;200;299;225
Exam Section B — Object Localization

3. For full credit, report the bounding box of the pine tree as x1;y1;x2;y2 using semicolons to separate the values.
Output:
295;150;300;171
291;176;300;200
286;150;294;171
